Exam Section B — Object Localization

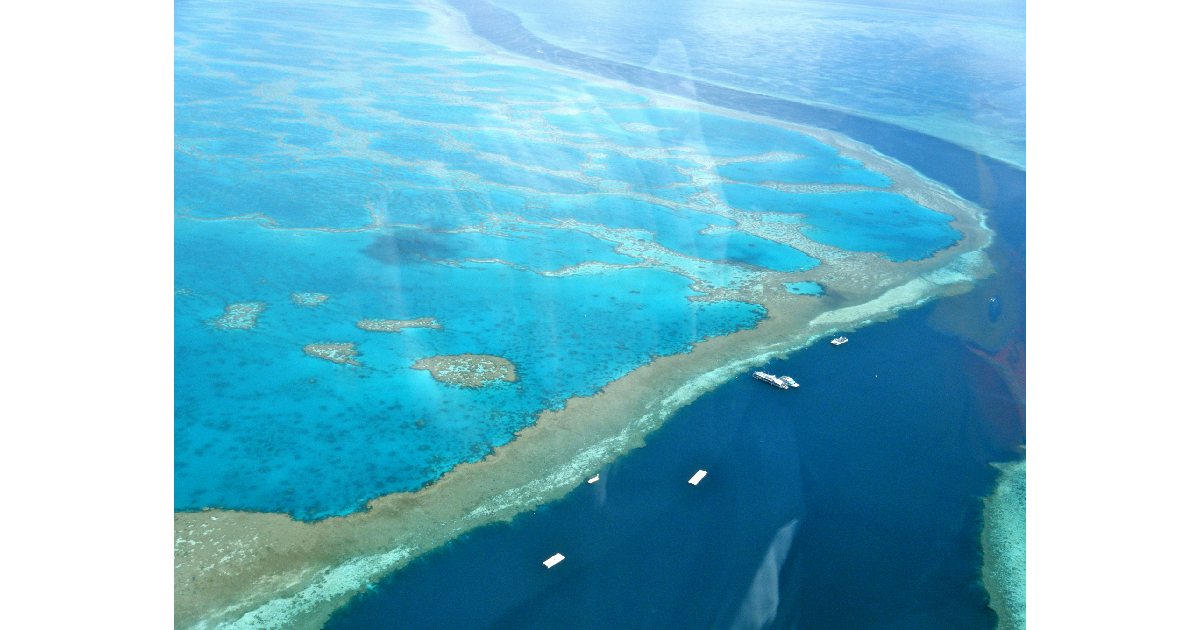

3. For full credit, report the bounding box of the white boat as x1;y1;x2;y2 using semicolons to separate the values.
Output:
831;336;849;346
753;371;790;389
781;376;799;388
587;474;600;484
688;469;708;485
543;552;565;568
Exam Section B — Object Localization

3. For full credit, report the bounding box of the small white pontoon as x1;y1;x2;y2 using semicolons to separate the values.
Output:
688;469;708;485
543;553;565;568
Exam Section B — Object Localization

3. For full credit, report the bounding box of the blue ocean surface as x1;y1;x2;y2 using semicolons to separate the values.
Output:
176;0;1025;626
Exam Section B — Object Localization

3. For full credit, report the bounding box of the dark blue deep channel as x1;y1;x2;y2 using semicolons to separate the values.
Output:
328;2;1027;628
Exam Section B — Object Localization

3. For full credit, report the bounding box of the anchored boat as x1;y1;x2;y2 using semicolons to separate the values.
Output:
831;336;849;346
753;371;789;389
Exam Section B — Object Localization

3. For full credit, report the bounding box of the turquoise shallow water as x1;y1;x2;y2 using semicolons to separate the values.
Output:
717;157;892;187
720;186;963;261
175;0;965;518
175;219;766;518
784;281;824;295
665;227;820;272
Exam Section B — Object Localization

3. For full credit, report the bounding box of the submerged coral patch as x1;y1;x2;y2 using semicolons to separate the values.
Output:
209;302;265;330
303;343;362;366
412;354;517;387
291;292;330;306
